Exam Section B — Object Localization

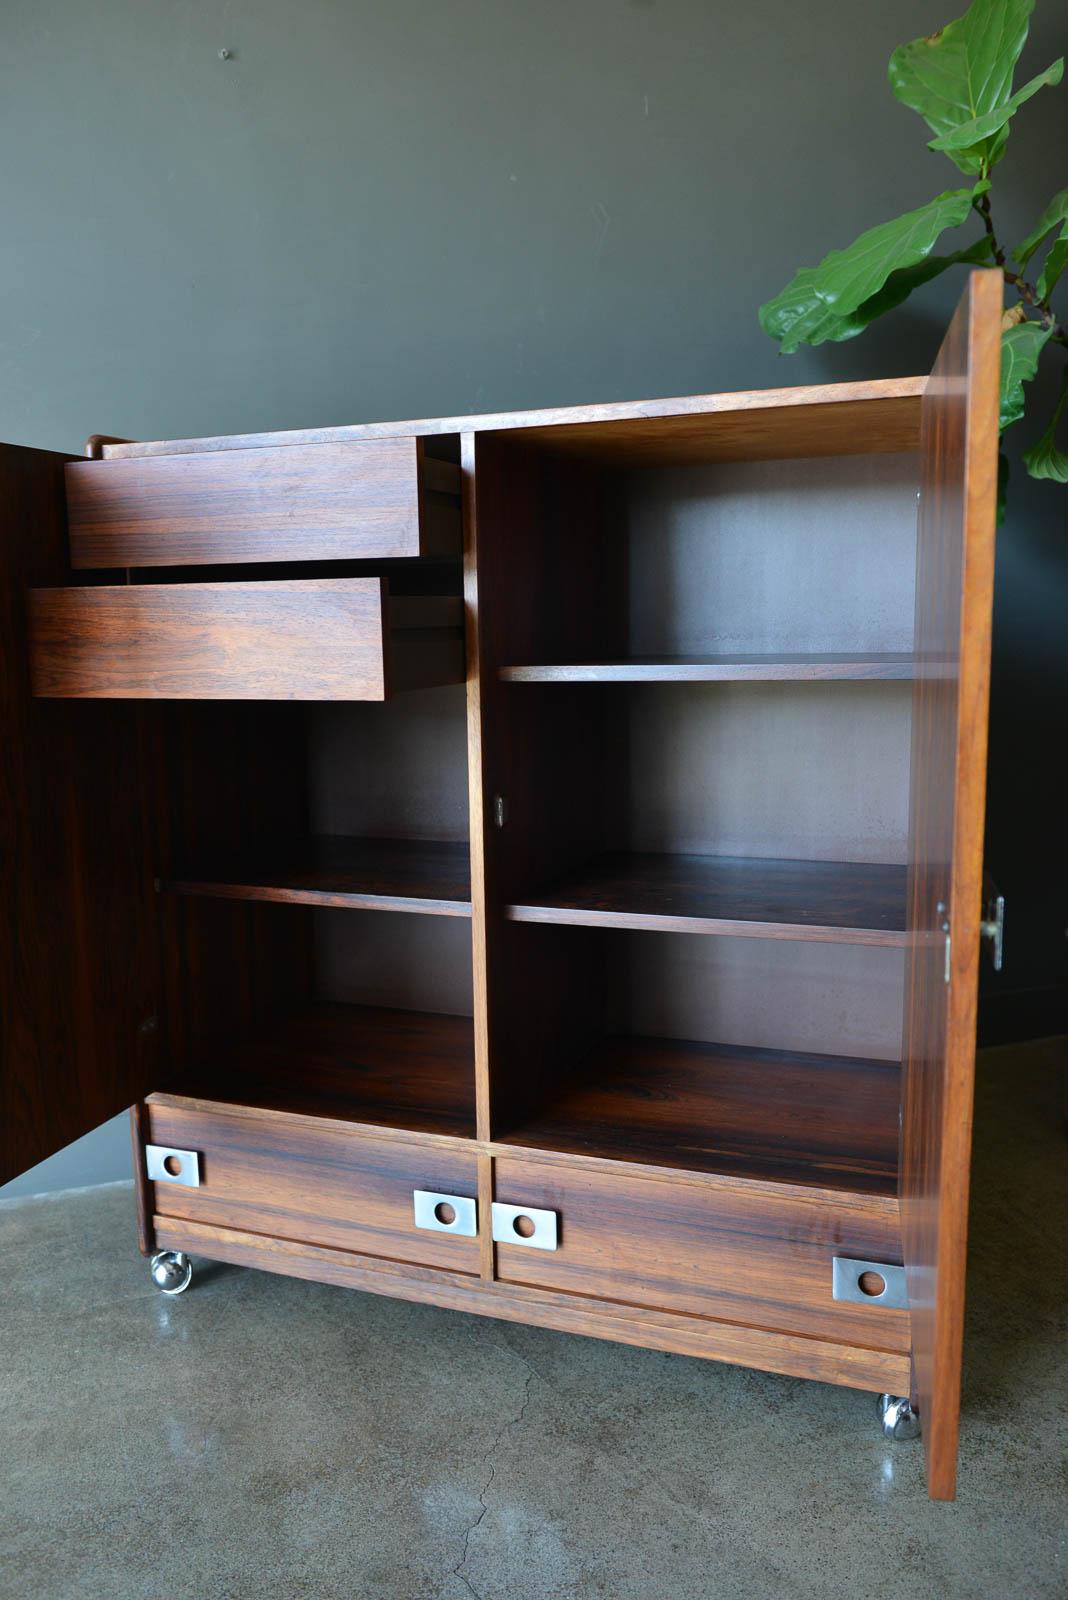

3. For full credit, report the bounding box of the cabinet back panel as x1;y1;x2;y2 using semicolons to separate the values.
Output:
607;931;904;1062
625;453;918;655
615;681;911;864
314;907;473;1017
307;684;469;841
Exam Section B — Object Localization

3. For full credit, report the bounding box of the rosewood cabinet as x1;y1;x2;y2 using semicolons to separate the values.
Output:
0;272;1001;1500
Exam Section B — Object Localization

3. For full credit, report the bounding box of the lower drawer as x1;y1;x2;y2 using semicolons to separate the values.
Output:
145;1102;480;1275
492;1155;910;1351
29;579;463;700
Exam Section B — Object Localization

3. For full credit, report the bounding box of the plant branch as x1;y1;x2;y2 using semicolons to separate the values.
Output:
974;189;1066;342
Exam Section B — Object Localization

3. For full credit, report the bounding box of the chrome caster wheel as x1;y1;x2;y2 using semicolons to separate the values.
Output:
150;1250;193;1295
877;1393;921;1441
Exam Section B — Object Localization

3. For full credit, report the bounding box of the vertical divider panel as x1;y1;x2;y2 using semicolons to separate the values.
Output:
465;431;620;1150
461;431;499;1280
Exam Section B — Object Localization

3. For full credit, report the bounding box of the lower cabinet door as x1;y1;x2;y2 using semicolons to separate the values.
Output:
492;1155;910;1351
145;1100;480;1275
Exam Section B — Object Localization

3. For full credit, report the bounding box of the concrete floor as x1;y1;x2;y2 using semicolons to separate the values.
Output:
2;1038;1066;1600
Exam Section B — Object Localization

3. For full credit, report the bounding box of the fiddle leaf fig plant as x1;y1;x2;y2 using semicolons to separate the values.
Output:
759;0;1068;507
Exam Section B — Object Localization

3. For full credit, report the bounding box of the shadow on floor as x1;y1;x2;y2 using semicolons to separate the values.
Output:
1;1037;1065;1600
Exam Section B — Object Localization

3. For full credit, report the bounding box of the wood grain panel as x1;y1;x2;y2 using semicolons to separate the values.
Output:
97;377;925;466
467;435;617;1137
153;1002;476;1139
145;1104;480;1274
506;852;907;945
497;1035;901;1192
168;835;472;917
0;442;161;1181
493;1155;909;1350
153;1214;911;1393
66;437;461;567
500;653;917;682
901;270;1001;1500
30;579;403;700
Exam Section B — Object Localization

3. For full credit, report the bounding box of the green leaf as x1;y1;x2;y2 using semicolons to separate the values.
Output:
999;321;1052;431
889;0;1038;174
1036;223;1068;301
1023;367;1068;481
854;235;994;324
927;57;1063;152
760;188;981;353
1013;186;1068;266
996;451;1010;524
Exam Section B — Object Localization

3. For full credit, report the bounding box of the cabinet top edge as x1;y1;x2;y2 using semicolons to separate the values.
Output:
90;376;927;461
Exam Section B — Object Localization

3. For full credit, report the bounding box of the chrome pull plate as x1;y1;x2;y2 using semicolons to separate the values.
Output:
412;1190;477;1237
980;893;1005;972
145;1144;200;1188
832;1256;908;1311
491;1201;558;1251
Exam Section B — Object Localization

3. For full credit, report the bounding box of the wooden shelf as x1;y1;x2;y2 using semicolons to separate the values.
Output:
169;836;471;917
497;1034;901;1194
506;852;907;945
500;654;916;683
155;1003;476;1139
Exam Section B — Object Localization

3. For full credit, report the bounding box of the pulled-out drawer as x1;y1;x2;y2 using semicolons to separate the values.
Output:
144;1102;481;1275
28;579;463;700
491;1155;910;1351
65;438;461;567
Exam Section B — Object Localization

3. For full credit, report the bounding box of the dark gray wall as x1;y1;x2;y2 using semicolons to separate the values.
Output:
3;0;1065;1190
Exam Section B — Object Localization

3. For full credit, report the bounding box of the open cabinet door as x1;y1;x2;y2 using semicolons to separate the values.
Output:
0;441;160;1183
901;270;1001;1500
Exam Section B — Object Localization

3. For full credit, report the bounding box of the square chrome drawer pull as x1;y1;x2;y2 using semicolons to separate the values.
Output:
413;1190;477;1237
832;1256;908;1310
491;1202;558;1251
145;1144;200;1188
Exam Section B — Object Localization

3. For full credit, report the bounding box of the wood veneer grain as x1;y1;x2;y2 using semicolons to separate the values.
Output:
493;1154;908;1348
147;1108;480;1275
900;269;1000;1501
152;1215;912;1392
501;653;917;683
67;437;461;567
169;836;472;917
98;377;926;465
497;1034;901;1193
507;853;907;945
156;1002;476;1139
29;580;463;701
0;442;161;1182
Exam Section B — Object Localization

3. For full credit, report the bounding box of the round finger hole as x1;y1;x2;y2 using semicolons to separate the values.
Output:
858;1270;886;1297
163;1155;183;1178
512;1214;536;1239
434;1201;457;1226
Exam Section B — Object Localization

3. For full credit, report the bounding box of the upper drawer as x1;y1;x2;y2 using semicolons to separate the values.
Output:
65;438;462;568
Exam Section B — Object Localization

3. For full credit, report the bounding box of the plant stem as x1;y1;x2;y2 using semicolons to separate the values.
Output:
975;189;1067;343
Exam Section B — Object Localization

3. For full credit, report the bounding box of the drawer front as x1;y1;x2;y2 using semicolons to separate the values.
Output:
146;1104;481;1275
492;1156;910;1350
29;578;389;701
65;438;461;568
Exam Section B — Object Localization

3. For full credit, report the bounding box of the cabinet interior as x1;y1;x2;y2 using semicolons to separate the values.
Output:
149;422;921;1202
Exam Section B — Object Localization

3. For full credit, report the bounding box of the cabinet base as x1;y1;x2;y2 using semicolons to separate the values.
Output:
153;1214;910;1394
